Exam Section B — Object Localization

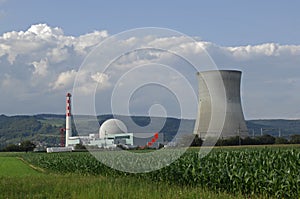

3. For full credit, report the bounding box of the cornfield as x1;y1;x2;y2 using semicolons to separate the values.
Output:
22;147;300;198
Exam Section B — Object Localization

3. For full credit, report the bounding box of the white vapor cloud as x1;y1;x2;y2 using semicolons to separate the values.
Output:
32;58;48;77
51;69;77;90
0;24;299;119
91;72;111;89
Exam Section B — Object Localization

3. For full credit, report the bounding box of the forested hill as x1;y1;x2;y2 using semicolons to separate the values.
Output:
0;114;63;149
0;114;300;149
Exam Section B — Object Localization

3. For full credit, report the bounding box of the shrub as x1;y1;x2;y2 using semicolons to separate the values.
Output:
275;137;289;144
290;134;300;144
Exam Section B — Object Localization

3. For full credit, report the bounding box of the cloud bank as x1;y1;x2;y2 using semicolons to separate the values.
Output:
0;24;299;119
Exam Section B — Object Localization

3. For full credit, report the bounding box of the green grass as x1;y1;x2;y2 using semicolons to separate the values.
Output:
0;174;245;199
0;154;247;199
0;157;41;177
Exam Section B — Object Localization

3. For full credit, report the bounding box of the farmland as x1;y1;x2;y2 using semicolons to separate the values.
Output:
0;153;238;199
23;146;300;198
1;146;299;198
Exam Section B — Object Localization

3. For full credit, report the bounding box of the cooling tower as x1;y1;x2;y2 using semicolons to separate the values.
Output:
194;70;248;139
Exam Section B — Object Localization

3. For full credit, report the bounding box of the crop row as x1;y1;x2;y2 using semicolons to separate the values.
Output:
22;148;300;198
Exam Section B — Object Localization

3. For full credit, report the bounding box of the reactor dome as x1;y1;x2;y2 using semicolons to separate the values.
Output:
99;119;128;138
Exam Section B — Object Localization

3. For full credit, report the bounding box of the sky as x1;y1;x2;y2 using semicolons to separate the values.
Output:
0;0;300;119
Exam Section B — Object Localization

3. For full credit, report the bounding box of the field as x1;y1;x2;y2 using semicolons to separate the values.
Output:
0;153;238;199
0;156;41;177
1;145;299;198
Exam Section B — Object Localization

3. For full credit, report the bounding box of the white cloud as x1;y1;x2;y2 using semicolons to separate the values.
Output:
91;72;111;89
73;30;108;55
27;24;64;39
46;46;69;64
31;58;48;76
0;23;107;65
51;69;77;90
0;24;300;118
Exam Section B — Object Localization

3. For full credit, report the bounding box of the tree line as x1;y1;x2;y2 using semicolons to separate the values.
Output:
190;134;300;146
1;140;36;152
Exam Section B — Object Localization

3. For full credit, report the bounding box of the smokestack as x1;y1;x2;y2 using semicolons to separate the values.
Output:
65;93;72;147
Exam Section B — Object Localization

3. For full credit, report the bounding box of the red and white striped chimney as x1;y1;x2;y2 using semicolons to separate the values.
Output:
65;93;72;147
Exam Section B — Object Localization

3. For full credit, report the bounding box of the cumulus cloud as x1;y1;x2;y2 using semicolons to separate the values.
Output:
0;23;108;65
91;72;111;89
0;24;109;114
0;24;300;118
225;43;300;60
51;69;77;90
31;58;48;76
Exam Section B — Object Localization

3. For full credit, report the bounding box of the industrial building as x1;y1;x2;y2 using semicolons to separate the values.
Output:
47;93;163;152
65;118;163;149
194;70;248;139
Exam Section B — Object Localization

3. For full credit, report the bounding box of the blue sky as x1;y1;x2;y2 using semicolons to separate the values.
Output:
0;0;300;119
1;0;300;45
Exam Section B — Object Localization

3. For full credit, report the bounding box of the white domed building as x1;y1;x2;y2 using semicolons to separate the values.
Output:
99;119;128;138
88;119;134;148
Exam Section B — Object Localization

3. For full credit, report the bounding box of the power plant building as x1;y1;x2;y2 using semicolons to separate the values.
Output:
194;70;248;139
46;93;164;153
63;118;163;150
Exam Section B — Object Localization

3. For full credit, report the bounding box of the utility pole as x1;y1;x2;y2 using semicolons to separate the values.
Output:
238;124;241;146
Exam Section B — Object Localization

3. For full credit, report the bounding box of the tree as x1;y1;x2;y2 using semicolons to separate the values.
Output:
217;136;240;146
256;134;275;145
190;134;203;146
20;140;36;152
2;140;35;152
242;137;260;145
290;134;300;144
3;144;21;152
275;137;289;144
74;143;86;150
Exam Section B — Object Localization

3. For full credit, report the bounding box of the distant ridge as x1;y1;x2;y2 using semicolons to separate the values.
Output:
0;114;300;149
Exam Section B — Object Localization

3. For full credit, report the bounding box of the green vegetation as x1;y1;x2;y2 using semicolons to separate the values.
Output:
0;114;62;149
0;153;241;199
0;156;41;177
21;146;300;198
290;134;300;144
0;174;242;199
2;140;36;152
215;134;300;146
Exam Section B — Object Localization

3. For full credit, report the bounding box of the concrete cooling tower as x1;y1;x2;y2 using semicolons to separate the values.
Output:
194;70;248;139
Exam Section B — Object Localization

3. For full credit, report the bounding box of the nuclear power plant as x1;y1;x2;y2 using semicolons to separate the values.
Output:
194;70;248;139
47;69;248;152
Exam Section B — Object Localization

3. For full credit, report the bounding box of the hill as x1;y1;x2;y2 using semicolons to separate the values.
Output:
246;119;300;138
0;114;300;149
